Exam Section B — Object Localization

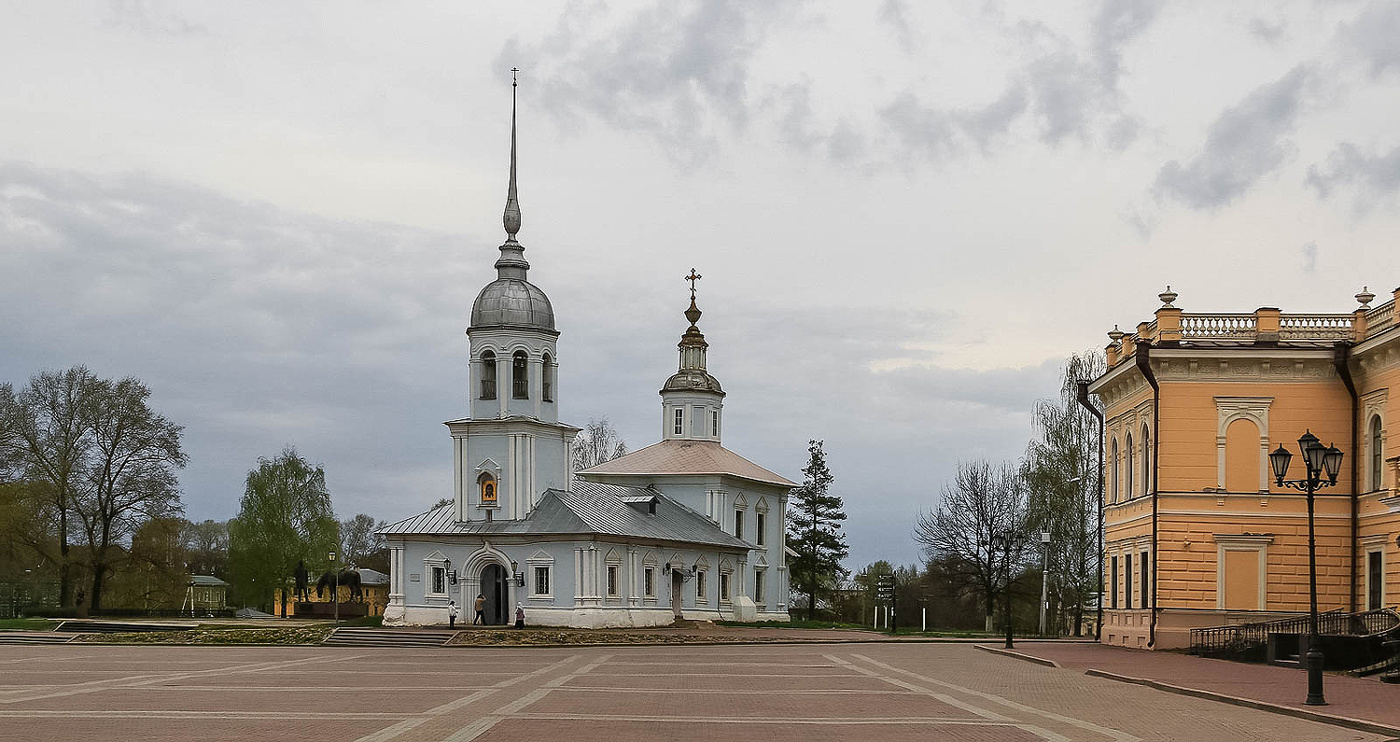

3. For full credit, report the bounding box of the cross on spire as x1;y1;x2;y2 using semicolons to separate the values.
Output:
685;268;702;299
511;67;519;87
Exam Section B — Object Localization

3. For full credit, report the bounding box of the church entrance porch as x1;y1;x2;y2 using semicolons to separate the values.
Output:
480;564;508;625
671;571;684;618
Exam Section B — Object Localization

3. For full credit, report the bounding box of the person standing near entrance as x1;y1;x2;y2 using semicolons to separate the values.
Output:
473;593;486;625
447;600;459;629
514;602;525;629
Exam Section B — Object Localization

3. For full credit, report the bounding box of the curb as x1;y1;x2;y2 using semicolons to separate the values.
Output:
1084;668;1400;738
972;644;1060;668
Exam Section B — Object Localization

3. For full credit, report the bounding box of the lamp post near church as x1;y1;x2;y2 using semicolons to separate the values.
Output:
1269;430;1344;707
993;533;1015;649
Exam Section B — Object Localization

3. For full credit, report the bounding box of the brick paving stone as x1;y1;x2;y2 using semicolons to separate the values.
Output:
1011;641;1400;731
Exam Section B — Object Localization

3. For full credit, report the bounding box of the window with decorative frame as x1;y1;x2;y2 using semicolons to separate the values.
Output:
430;566;446;595
673;408;684;435
754;568;766;604
644;567;655;598
756;511;766;546
534;566;550;596
734;509;744;540
719;571;731;603
695;570;708;604
542;353;554;402
1370;415;1384;492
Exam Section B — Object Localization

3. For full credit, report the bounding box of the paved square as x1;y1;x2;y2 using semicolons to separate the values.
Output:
0;642;1388;741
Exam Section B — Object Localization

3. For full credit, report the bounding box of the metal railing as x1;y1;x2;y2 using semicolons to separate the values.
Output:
1190;608;1400;657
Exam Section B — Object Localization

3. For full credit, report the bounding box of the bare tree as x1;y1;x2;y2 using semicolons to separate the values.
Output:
73;376;187;611
1023;350;1105;636
0;368;99;607
340;513;386;572
181;519;230;578
913;460;1031;632
572;417;628;472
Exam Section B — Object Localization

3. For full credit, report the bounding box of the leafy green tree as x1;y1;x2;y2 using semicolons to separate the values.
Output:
228;449;338;612
786;440;848;621
1022;350;1105;636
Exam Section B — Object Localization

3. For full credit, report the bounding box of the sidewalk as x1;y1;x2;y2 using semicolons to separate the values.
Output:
1007;641;1400;734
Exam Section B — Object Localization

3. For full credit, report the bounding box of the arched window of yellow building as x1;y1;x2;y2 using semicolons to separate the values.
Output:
1126;434;1135;499
479;473;497;506
1370;415;1384;492
1224;418;1260;493
1110;438;1119;503
1141;424;1151;496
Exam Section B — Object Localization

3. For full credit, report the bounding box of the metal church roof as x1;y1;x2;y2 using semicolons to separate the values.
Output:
377;481;748;551
579;439;796;487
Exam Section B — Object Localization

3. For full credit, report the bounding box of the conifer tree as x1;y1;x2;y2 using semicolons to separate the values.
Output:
786;439;848;621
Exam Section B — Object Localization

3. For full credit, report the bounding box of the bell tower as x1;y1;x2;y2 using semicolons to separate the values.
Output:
450;69;577;524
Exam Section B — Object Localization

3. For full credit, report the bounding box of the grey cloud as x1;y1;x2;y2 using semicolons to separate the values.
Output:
104;0;207;36
1301;241;1318;273
1247;15;1287;44
1307;142;1400;211
498;0;803;169
1153;65;1312;210
1337;1;1400;79
879;0;922;54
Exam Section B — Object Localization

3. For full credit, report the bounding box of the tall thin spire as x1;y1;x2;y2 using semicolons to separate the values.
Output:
495;67;529;280
503;67;521;239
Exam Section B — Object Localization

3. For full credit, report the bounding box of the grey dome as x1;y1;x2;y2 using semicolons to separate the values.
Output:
661;369;724;395
470;278;556;332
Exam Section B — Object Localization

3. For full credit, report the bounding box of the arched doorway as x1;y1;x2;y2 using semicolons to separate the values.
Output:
480;564;508;625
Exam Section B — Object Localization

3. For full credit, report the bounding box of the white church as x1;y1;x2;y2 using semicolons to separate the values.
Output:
380;84;794;628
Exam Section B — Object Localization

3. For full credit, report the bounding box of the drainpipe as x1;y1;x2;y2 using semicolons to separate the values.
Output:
1135;342;1161;647
1334;342;1359;612
1077;380;1105;641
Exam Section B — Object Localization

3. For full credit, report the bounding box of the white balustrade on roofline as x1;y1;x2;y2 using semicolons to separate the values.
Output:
1179;313;1257;339
1366;300;1396;335
1278;313;1354;340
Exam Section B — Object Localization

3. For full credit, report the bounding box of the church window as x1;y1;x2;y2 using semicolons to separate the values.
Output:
644;567;655;598
533;566;550;596
1126;434;1135;499
719;572;731;603
673;408;684;435
479;473;497;506
607;565;619;597
734;510;744;540
430;566;446;596
712;410;719;437
480;351;497;399
756;512;766;546
542;353;553;402
1370;415;1384;492
754;569;766;604
695;570;707;603
692;406;705;436
512;351;529;399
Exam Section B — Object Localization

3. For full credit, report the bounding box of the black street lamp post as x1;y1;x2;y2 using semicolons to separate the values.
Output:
1269;430;1344;707
993;533;1014;649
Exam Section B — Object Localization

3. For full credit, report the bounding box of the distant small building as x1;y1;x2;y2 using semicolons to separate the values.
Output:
184;575;228;614
272;567;390;617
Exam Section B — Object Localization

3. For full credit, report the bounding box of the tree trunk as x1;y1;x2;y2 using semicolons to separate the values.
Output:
58;507;72;607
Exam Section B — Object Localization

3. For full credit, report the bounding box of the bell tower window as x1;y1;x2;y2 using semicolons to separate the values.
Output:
512;351;529;399
673;408;684;436
480;351;497;400
542;353;554;402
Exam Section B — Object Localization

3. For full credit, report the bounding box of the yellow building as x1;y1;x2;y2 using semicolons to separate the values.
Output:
1088;286;1399;650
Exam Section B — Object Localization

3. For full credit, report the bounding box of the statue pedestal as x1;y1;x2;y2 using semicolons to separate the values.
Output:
294;602;368;619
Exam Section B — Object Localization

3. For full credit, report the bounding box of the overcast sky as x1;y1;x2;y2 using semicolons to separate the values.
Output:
3;1;1400;568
